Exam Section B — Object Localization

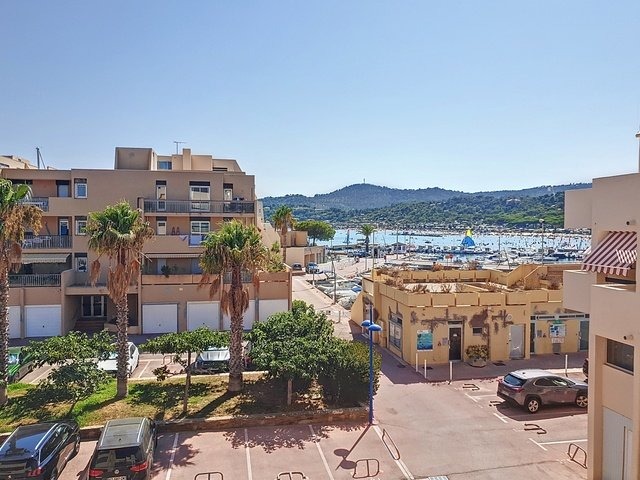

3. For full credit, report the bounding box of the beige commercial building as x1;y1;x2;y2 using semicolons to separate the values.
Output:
564;174;640;479
2;147;291;338
352;264;588;365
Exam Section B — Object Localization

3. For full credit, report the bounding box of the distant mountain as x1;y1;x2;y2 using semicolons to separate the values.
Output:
261;182;591;211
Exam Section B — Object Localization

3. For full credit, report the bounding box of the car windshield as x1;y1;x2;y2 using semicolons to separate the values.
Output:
106;352;117;360
503;374;525;387
8;353;19;365
92;447;143;469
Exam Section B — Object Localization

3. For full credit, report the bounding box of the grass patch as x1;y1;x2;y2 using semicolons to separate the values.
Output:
1;374;340;432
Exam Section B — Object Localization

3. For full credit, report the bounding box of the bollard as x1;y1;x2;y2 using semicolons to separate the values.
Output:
424;359;427;379
565;354;568;377
338;310;341;323
449;361;453;383
415;353;418;373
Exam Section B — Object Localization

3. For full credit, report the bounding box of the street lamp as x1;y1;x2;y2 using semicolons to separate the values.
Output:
361;305;382;424
539;219;545;264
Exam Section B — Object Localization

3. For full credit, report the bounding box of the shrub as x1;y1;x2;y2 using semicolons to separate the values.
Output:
465;344;489;360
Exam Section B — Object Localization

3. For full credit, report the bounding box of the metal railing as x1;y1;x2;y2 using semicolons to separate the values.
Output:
23;235;72;249
9;274;61;287
20;197;49;212
223;271;253;283
143;199;255;214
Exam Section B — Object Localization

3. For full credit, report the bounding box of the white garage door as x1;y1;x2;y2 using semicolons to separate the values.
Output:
8;306;21;339
222;300;255;331
258;299;290;322
187;302;220;331
25;305;62;337
142;304;178;334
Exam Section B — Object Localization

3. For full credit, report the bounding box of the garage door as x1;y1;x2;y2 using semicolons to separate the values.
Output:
25;305;62;337
187;302;220;331
222;300;255;331
8;306;20;339
142;304;178;334
258;299;289;322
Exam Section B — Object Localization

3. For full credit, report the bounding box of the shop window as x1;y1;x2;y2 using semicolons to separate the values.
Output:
389;320;402;349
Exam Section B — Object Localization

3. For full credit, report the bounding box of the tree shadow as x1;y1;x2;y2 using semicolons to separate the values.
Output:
128;382;211;420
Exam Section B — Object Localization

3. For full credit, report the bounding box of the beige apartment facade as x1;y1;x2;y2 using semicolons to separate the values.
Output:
2;147;291;338
564;173;640;479
352;264;588;366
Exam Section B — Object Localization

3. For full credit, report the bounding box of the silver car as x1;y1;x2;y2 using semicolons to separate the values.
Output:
497;369;588;413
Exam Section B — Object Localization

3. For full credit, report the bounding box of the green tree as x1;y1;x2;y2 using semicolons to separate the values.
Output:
249;301;334;404
272;205;295;237
265;242;286;272
23;331;113;413
294;220;336;246
0;179;42;405
359;224;375;254
86;201;154;398
140;328;229;414
200;220;267;393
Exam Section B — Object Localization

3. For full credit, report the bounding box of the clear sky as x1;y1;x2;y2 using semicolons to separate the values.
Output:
3;1;639;198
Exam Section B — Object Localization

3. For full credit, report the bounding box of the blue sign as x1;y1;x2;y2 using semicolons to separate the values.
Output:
417;330;433;351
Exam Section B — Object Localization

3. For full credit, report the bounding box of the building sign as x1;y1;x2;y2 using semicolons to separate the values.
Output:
417;330;433;351
549;323;566;338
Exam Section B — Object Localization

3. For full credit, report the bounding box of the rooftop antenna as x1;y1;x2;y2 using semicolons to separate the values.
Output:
173;141;186;154
636;129;640;172
35;147;46;169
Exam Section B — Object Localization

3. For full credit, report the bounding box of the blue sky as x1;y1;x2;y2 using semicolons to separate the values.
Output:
3;1;639;197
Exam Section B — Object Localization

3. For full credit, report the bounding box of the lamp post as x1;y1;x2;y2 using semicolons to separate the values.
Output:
361;304;382;424
539;218;545;264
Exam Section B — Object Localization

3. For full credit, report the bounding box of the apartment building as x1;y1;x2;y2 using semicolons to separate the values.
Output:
352;264;587;366
564;175;639;479
2;147;291;338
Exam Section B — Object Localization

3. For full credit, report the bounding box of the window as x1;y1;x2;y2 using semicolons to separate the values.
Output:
156;181;167;212
82;296;106;317
75;254;87;272
533;377;555;387
158;161;172;170
190;221;210;235
389;319;402;349
607;339;634;373
156;220;167;236
75;216;87;235
74;178;87;198
56;180;70;197
472;327;483;336
223;184;233;201
189;182;210;211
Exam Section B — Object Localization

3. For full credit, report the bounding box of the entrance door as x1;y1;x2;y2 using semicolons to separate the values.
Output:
579;320;589;351
603;408;633;479
530;322;536;354
509;324;525;359
448;327;462;361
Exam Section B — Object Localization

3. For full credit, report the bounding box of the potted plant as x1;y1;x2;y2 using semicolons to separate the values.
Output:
466;344;489;367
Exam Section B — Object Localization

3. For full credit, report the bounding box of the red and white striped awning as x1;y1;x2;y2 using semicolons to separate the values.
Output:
581;231;637;276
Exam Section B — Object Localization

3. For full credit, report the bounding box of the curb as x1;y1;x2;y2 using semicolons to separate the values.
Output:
76;406;367;440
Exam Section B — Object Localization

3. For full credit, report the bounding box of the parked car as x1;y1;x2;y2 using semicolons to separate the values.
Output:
583;357;589;380
306;262;321;274
8;347;34;383
291;263;303;271
88;417;156;480
97;342;140;376
497;369;588;413
0;420;80;480
194;346;230;373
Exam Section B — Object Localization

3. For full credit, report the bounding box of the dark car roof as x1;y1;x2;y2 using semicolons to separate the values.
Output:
97;417;148;450
0;421;75;458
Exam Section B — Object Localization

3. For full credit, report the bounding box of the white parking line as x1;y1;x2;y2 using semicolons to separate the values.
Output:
30;365;52;384
538;439;587;446
529;438;547;451
464;393;479;403
372;425;414;479
308;425;334;480
136;360;151;379
244;428;253;480
165;433;179;480
493;412;508;424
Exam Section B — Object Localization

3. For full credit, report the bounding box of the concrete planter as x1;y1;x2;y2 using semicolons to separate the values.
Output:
467;357;487;368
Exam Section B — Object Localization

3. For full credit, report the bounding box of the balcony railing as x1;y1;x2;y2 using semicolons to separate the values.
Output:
9;274;61;287
20;197;49;212
23;235;72;249
143;199;255;214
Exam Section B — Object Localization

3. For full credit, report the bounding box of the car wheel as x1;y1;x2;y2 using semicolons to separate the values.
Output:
525;396;541;413
576;393;588;408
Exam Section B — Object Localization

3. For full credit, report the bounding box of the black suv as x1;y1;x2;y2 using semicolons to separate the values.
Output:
88;418;156;480
0;421;80;480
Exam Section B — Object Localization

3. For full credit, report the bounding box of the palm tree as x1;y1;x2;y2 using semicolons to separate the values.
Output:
200;220;267;393
86;201;153;398
0;179;42;405
360;224;375;255
272;205;294;238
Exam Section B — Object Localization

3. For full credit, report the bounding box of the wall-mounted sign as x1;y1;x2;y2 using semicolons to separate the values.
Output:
549;323;566;338
417;330;433;351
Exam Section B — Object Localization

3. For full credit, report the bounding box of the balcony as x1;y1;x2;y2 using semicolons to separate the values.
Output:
143;199;255;214
23;235;72;249
9;274;61;287
20;197;49;212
